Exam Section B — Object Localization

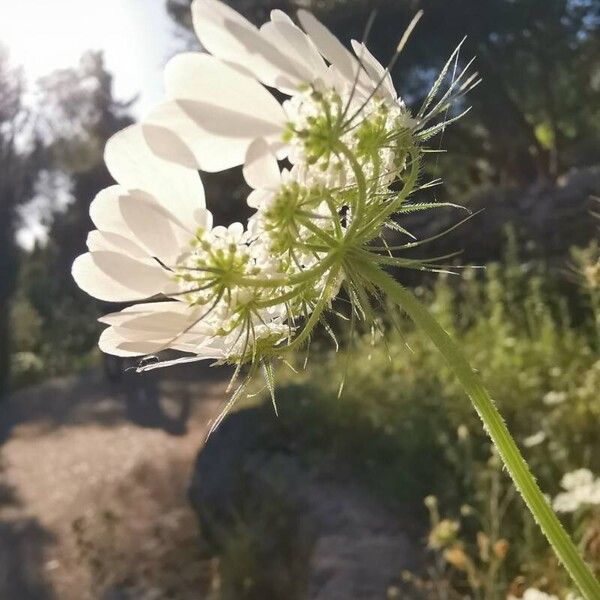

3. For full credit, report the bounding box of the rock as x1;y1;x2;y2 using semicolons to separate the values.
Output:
304;478;413;600
188;407;415;600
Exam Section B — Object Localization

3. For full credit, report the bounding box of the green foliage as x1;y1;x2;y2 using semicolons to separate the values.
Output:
260;237;599;596
7;52;133;390
215;488;311;600
10;242;101;382
0;44;41;397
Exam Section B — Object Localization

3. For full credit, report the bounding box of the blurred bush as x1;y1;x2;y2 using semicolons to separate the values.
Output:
252;232;600;598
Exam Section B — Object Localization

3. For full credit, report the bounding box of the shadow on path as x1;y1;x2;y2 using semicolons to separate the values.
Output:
0;456;55;600
121;370;192;436
0;362;230;599
1;361;231;439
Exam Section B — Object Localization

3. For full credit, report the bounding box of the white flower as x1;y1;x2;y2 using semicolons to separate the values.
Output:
518;589;559;600
508;589;559;600
543;390;567;406
144;0;415;186
244;139;339;266
562;468;594;490
72;124;210;304
73;125;289;362
553;468;600;513
72;1;475;375
523;430;546;448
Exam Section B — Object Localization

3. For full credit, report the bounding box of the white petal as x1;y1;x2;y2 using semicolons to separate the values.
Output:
117;191;192;262
148;53;287;171
99;301;192;325
350;40;396;100
104;123;206;225
113;312;196;341
86;230;147;258
211;225;227;238
297;11;376;98
246;188;272;209
147;99;282;173
228;221;244;239
72;252;176;302
259;19;327;82
90;186;193;262
270;9;293;24
164;53;286;137
90;186;131;235
297;10;357;82
191;0;304;92
243;138;281;190
99;327;167;357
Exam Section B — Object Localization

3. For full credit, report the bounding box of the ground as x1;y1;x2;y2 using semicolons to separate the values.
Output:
0;365;229;600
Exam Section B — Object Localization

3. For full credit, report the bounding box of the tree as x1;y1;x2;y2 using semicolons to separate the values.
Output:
0;46;40;398
14;52;133;380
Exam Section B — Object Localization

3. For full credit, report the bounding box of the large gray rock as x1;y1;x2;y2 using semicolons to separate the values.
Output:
188;408;414;600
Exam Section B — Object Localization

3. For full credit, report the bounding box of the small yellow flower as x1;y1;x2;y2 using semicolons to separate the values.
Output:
428;519;459;549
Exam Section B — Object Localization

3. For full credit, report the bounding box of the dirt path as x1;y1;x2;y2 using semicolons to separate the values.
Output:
0;367;228;600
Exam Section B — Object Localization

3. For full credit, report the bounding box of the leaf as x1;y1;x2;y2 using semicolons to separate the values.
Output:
417;107;472;141
396;201;468;214
319;316;339;351
418;38;466;119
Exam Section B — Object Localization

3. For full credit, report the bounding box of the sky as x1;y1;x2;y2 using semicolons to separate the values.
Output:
0;0;186;248
0;0;181;116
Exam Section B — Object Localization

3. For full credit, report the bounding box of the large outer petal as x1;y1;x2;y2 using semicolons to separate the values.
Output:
98;301;193;325
259;17;327;83
98;302;211;357
89;186;132;236
89;186;197;264
86;230;147;258
297;11;356;83
350;40;397;101
72;252;176;302
116;192;193;262
99;327;168;357
146;53;286;171
297;10;374;96
191;0;308;93
104;123;206;225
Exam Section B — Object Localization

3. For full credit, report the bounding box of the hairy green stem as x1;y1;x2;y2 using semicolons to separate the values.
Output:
362;261;600;599
333;141;368;240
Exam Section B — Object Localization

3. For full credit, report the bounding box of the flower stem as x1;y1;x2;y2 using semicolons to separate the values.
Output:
362;262;600;599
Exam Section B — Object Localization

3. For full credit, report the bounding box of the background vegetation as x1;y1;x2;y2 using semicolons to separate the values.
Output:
261;234;600;597
4;0;599;393
1;1;599;598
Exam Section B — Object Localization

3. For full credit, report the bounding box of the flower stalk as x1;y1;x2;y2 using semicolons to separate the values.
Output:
71;3;599;594
359;260;600;600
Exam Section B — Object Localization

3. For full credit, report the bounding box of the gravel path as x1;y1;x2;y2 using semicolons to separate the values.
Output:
0;367;228;600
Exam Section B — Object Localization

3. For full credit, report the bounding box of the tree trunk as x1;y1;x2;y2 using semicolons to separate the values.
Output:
0;201;17;400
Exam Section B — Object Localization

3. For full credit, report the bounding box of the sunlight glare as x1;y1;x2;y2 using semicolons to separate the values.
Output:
0;0;134;80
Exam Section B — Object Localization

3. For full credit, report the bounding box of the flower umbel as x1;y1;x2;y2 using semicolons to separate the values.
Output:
73;2;475;375
72;3;600;596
